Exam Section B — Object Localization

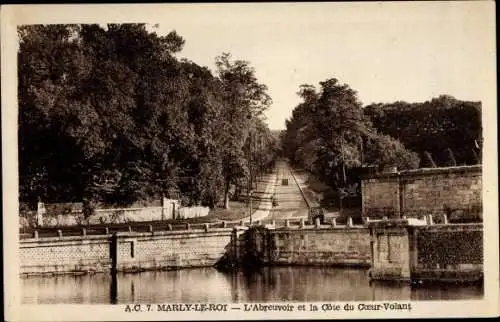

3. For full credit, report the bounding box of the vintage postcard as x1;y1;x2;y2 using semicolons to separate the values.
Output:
2;2;498;321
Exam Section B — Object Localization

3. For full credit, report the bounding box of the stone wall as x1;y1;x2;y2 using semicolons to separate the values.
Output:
361;175;400;218
20;219;483;283
368;220;411;281
114;229;232;271
20;198;210;229
236;221;372;268
362;165;482;220
20;236;112;275
19;228;233;276
368;219;483;283
410;223;483;281
268;227;371;266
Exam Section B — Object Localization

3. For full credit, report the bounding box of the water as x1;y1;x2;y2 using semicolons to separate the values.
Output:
21;267;483;304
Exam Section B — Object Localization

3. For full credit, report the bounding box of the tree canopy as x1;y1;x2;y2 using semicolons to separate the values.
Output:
18;24;278;208
364;95;482;167
282;78;420;191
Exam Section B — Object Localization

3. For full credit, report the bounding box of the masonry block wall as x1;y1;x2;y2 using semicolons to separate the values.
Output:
19;229;234;276
410;224;483;281
369;220;483;282
244;226;372;267
20;236;112;275
20;201;210;229
369;222;411;281
115;229;233;271
361;175;400;218
362;165;482;219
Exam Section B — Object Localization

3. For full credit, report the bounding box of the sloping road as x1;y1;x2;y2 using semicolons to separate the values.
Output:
267;160;310;220
229;159;311;223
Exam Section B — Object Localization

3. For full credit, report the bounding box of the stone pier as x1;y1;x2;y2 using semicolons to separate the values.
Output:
368;218;483;283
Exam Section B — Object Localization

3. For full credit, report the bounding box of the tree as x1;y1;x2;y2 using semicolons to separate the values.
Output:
215;53;272;209
421;151;438;168
283;78;373;189
444;148;457;167
19;24;278;209
364;95;482;166
315;78;372;185
283;77;420;213
364;134;420;170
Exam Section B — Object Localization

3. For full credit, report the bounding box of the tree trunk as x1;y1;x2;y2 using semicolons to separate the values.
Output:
223;178;231;209
340;131;347;185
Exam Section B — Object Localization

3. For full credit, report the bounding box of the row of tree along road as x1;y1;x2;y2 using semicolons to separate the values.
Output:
18;23;482;218
19;24;280;213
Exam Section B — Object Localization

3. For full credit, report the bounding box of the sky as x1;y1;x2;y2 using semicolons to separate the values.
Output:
5;2;496;131
142;2;494;130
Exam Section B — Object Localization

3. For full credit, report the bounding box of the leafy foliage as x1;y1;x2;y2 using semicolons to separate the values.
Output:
283;78;481;204
18;24;278;208
364;134;420;170
364;95;482;166
282;78;419;192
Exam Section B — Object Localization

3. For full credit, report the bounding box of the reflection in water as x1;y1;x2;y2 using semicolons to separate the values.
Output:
21;267;483;304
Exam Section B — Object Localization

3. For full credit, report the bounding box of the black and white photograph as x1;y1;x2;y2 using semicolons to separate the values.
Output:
2;2;498;320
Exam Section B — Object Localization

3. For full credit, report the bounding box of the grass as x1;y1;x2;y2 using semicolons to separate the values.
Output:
294;169;335;210
206;173;273;221
207;200;255;221
293;168;363;223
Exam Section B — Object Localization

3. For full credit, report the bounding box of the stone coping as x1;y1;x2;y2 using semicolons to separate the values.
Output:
362;164;482;180
20;227;236;243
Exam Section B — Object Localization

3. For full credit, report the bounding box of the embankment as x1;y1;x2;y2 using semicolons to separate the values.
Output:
20;218;483;284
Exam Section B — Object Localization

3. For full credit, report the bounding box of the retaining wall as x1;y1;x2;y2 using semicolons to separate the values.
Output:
268;227;370;266
410;223;483;281
235;219;373;268
20;218;483;284
20;228;233;276
20;235;112;276
362;165;482;220
368;219;483;282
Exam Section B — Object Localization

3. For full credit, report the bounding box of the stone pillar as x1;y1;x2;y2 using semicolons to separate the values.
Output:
315;217;321;228
426;214;434;225
331;217;337;227
82;228;87;236
232;227;240;264
36;201;45;227
299;218;305;228
161;196;167;220
347;217;353;227
33;230;39;239
149;225;153;233
185;223;190;230
442;214;448;225
222;221;227;228
110;233;118;273
57;229;62;238
204;223;210;232
368;220;411;282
